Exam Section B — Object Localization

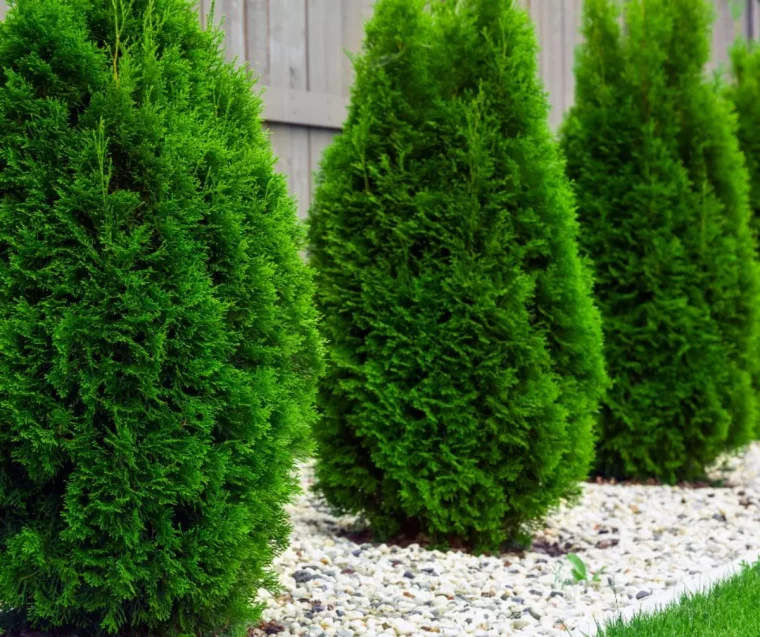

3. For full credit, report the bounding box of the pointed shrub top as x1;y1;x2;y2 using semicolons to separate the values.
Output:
308;0;607;551
562;0;760;482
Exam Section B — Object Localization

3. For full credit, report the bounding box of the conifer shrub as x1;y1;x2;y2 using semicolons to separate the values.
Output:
0;0;322;634
561;0;760;482
728;40;760;235
308;0;607;551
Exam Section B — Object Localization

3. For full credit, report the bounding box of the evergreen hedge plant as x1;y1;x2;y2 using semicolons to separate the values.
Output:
308;0;607;551
728;40;760;235
561;0;760;482
0;0;322;634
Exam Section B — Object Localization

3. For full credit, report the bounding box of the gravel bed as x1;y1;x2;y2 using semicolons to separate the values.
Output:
252;444;760;637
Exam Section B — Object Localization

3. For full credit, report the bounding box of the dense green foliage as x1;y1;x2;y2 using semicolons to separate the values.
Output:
308;0;607;550
728;40;760;236
561;0;760;482
0;0;322;634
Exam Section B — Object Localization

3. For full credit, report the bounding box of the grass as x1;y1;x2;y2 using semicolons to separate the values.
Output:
595;560;760;636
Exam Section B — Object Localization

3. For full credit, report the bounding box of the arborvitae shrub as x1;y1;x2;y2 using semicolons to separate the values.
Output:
308;0;607;550
561;0;760;482
0;0;322;634
728;40;760;235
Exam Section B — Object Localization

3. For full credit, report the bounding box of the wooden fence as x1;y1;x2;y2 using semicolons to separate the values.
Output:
0;0;757;217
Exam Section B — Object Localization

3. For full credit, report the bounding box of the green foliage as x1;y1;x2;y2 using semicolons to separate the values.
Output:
567;553;589;582
598;561;760;637
561;0;760;482
0;0;322;634
308;0;607;551
727;40;760;237
566;553;604;584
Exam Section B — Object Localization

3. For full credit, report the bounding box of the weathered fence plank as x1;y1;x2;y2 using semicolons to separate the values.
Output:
217;0;246;64
309;0;344;95
268;0;310;218
246;0;270;84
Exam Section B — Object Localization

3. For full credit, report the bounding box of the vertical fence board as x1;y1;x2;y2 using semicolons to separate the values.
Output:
247;0;270;83
561;0;584;117
268;0;310;219
532;0;564;127
306;0;343;213
309;0;343;95
269;0;307;89
340;0;362;97
750;0;760;38
340;0;374;96
217;0;246;65
270;123;312;220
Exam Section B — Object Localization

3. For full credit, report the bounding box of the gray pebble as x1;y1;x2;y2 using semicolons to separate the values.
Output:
293;570;315;584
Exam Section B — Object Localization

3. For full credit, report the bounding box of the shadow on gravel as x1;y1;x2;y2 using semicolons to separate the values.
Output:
335;526;583;558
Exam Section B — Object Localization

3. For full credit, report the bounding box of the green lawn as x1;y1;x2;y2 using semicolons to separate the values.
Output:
596;561;760;637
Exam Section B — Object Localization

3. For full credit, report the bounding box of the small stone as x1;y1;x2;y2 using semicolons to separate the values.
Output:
528;606;543;620
294;570;316;584
549;591;564;598
636;590;652;600
404;571;415;579
352;549;362;557
512;619;531;630
393;619;418;635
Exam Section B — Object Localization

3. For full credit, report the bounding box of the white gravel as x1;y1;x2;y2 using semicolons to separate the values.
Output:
252;444;760;637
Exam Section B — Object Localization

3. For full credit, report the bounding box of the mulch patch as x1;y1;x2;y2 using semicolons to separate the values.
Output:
249;620;286;635
337;525;435;550
530;538;581;557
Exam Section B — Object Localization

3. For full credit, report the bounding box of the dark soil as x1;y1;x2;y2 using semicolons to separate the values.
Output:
336;525;583;558
588;474;733;489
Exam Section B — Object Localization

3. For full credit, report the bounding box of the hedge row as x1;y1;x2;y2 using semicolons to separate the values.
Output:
311;0;760;554
2;0;760;634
